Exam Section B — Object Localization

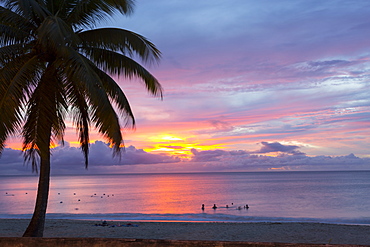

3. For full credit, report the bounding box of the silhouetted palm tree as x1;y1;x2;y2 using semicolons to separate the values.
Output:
0;0;162;237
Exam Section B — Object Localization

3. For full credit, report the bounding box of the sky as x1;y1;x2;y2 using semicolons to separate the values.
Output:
1;0;370;174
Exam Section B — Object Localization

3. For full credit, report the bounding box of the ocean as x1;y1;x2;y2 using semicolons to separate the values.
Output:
1;171;370;225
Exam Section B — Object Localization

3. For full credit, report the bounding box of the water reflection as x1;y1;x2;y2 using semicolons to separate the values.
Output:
1;171;370;222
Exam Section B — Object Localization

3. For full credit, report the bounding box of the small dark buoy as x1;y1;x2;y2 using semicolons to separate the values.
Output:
60;201;63;203
78;199;80;201
73;193;76;195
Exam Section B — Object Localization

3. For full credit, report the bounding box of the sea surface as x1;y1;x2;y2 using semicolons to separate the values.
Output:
1;171;370;225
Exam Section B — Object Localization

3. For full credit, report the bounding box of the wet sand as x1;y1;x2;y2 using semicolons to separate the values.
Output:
0;219;369;245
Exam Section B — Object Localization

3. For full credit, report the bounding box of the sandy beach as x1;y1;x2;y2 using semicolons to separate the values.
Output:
0;219;369;245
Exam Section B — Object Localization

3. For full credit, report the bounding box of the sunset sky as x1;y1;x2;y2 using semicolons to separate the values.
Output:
2;0;370;174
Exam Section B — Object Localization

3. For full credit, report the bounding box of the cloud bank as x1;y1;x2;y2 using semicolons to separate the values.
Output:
0;141;180;175
189;147;369;172
0;141;368;175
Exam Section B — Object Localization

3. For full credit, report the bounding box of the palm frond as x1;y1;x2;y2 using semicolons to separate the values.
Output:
0;54;43;154
92;67;135;128
66;0;134;28
78;28;161;64
52;69;68;143
23;64;67;169
0;42;34;67
103;0;135;14
64;77;91;167
44;0;75;16
56;47;124;155
0;6;36;37
0;24;33;46
83;47;163;98
4;0;51;25
37;16;80;52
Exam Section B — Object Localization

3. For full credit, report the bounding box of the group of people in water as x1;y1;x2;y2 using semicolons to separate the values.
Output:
201;203;249;210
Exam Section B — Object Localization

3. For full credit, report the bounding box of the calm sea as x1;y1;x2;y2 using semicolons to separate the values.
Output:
1;171;370;225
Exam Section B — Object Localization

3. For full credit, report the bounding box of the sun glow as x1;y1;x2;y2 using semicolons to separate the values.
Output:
149;135;184;142
143;134;223;159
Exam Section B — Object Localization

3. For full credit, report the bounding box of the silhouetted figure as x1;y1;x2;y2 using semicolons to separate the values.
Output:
201;204;205;210
212;204;217;209
246;204;249;209
226;205;229;208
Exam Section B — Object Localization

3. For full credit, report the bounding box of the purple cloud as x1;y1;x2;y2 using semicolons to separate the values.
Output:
0;141;180;175
0;142;369;175
190;149;228;162
255;142;306;155
190;142;306;163
188;151;369;172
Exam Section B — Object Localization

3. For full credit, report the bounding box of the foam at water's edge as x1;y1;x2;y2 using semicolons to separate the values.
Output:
1;213;369;226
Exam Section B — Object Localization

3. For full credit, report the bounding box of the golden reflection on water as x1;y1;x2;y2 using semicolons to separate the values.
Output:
137;175;196;214
2;172;370;223
1;174;243;215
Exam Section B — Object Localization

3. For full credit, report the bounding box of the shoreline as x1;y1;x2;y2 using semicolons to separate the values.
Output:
2;217;370;225
1;219;370;245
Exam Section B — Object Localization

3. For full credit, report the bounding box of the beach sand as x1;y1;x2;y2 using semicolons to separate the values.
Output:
0;219;369;245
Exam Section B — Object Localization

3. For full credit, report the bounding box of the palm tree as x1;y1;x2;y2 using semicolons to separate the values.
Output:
0;0;162;237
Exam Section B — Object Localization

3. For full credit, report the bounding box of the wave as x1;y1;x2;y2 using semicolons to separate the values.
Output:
1;213;370;225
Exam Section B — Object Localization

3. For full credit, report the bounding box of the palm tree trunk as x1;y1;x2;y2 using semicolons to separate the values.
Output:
23;137;51;237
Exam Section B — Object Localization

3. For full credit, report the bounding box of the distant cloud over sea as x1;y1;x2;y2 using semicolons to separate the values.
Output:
1;141;368;175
